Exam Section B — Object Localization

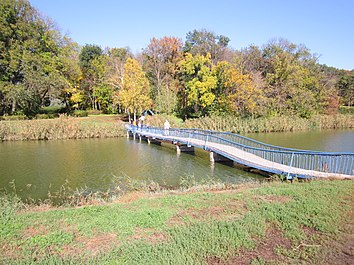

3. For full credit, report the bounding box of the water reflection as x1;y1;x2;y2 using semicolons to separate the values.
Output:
0;138;260;200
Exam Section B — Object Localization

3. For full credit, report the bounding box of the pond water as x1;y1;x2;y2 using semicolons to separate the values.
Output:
0;129;353;200
0;138;260;200
245;129;354;152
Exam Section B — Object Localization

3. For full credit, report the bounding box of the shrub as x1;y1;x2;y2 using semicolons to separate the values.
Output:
86;109;103;115
339;106;354;114
39;106;67;115
2;115;27;121
72;110;88;117
35;113;59;119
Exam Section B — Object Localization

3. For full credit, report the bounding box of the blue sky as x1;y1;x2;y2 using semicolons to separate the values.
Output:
30;0;354;70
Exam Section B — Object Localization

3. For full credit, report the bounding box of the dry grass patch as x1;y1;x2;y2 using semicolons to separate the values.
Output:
207;226;292;265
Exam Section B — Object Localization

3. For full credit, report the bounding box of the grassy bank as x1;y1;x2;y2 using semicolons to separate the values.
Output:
147;114;354;133
0;115;126;141
1;114;353;141
1;180;353;264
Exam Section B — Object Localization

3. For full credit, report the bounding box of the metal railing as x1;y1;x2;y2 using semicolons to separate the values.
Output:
126;124;354;177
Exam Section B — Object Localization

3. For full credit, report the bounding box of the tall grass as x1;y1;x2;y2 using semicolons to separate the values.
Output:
183;114;354;133
0;115;126;141
1;113;353;141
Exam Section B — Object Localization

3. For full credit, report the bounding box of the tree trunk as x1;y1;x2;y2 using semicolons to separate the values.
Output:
11;99;16;114
127;110;131;123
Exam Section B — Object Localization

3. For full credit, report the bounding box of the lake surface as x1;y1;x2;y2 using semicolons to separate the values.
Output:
245;129;354;152
0;129;353;200
0;138;260;200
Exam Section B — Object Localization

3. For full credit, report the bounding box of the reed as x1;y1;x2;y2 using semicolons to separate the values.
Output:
183;114;354;133
1;114;353;142
0;115;126;141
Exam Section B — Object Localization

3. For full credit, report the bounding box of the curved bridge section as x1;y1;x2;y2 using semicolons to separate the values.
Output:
125;125;354;179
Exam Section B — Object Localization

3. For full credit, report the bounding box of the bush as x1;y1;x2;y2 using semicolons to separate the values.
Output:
72;110;88;117
2;115;27;121
86;109;103;116
39;106;67;115
339;106;354;114
35;113;59;119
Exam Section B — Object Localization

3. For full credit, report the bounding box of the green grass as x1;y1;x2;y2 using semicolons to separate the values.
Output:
1;180;353;264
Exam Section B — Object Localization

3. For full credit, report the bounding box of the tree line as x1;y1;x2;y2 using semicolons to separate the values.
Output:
1;0;353;120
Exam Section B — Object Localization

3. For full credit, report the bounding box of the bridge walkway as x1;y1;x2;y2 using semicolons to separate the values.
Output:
126;125;354;180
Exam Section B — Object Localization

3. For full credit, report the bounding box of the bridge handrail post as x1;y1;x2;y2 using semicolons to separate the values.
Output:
287;152;295;179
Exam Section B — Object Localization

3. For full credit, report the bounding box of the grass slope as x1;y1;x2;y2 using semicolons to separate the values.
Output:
1;180;353;264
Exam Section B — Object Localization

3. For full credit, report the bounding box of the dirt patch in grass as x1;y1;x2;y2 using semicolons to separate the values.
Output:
168;200;246;226
0;243;23;262
207;226;292;264
22;224;49;238
130;228;169;244
115;191;147;204
62;232;118;257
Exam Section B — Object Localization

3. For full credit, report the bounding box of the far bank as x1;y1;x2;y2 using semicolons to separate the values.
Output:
0;114;353;142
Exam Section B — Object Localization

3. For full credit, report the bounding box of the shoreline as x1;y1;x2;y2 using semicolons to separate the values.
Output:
0;114;353;142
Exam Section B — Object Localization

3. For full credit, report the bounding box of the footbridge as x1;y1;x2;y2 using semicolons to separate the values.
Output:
125;125;354;179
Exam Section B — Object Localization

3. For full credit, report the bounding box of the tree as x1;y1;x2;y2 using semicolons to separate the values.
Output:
106;47;131;90
79;44;102;70
262;39;322;117
213;61;266;117
233;45;265;75
183;29;230;64
58;37;82;110
337;70;354;107
0;0;74;116
79;44;104;109
177;53;217;118
116;58;152;121
144;36;182;113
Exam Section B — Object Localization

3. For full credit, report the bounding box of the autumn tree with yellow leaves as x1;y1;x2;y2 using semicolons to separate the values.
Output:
115;58;152;121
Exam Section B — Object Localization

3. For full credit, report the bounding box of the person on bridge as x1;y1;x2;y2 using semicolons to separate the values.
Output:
164;120;170;136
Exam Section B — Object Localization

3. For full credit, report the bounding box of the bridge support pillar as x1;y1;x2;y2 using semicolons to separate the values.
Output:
210;152;232;163
147;137;161;145
139;135;147;142
127;131;131;138
176;144;195;154
127;131;135;139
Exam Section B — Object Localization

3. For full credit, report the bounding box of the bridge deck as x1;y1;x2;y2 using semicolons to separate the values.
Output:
127;126;354;179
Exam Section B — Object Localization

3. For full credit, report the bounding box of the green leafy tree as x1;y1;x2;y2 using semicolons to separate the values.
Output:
262;39;321;117
79;44;104;109
337;70;354;107
177;53;217;118
0;0;74;116
183;29;230;63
